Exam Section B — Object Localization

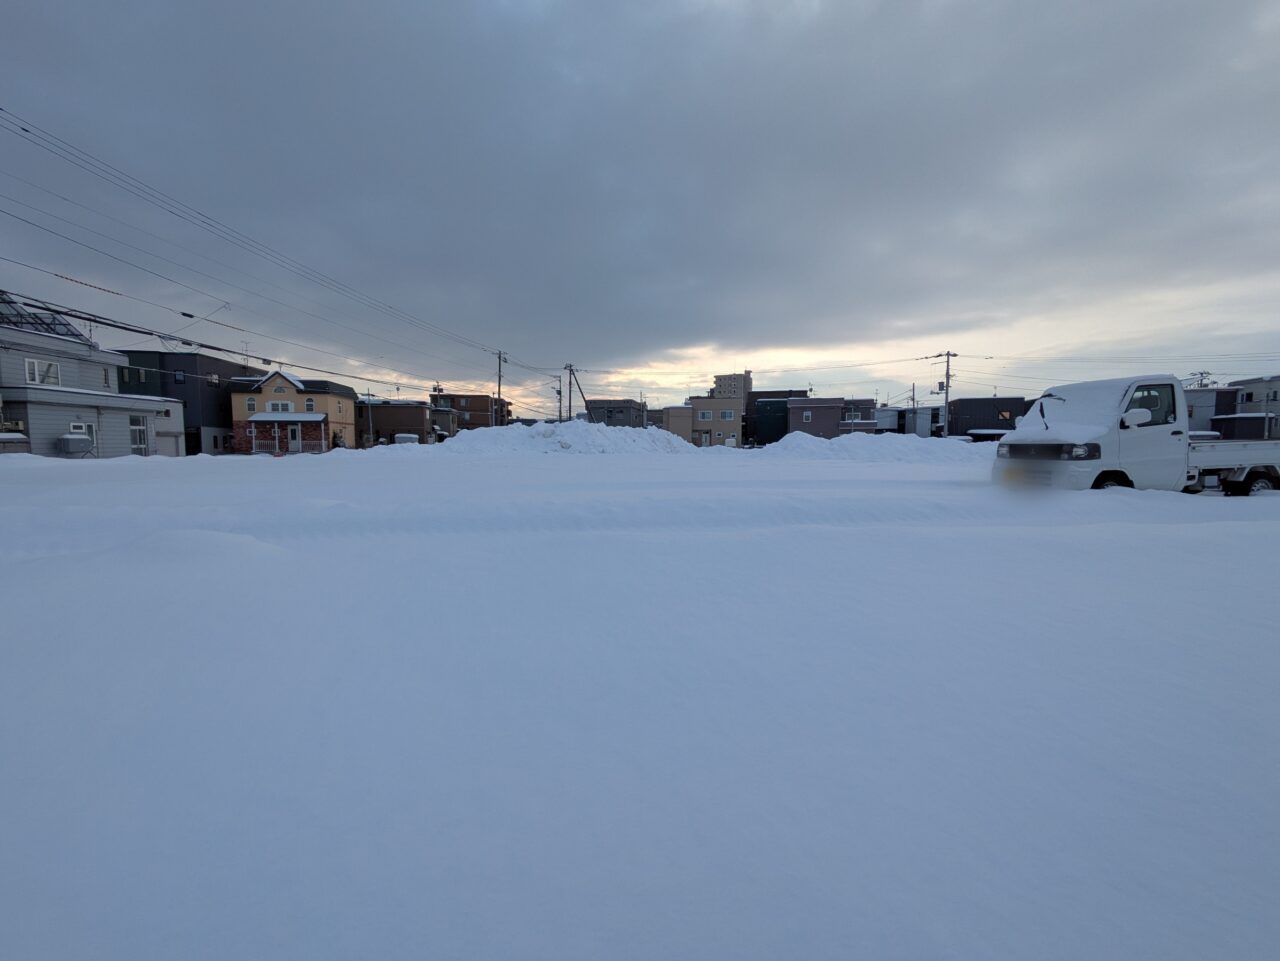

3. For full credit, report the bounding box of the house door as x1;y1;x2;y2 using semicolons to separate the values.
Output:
287;424;301;452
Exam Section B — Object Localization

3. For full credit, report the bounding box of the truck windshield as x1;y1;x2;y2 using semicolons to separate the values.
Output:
1026;383;1128;430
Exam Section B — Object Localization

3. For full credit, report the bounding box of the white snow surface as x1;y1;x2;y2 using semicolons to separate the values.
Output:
2;432;1277;961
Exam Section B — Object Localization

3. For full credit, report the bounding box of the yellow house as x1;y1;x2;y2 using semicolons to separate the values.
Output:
229;371;358;454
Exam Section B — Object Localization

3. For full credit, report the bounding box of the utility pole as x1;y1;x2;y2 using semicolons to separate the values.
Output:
564;364;574;420
553;375;563;422
923;351;958;436
1188;371;1214;389
365;389;374;447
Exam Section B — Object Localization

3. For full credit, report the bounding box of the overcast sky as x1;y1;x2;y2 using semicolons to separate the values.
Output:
4;0;1279;410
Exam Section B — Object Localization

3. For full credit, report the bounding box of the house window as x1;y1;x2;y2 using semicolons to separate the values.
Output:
102;367;110;388
273;386;287;394
208;373;220;387
213;435;220;450
70;422;96;448
247;397;257;413
715;431;724;438
129;415;148;456
268;401;293;412
338;401;344;413
1242;392;1254;403
698;410;713;421
463;412;472;422
174;370;186;384
138;369;146;383
803;411;813;423
305;398;315;412
458;398;468;408
720;409;734;420
24;359;60;386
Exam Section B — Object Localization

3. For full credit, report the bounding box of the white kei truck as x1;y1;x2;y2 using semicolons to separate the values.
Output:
992;375;1280;495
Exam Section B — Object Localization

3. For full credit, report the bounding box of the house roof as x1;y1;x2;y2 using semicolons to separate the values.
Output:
229;370;359;400
0;291;96;346
248;412;328;423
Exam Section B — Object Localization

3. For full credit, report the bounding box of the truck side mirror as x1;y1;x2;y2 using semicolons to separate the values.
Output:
1014;416;1023;428
1121;409;1152;429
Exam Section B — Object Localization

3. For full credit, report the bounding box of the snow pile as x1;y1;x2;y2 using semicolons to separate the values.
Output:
439;420;698;456
759;429;997;463
2;451;1277;960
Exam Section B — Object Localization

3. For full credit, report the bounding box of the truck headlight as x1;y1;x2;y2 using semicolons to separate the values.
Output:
997;443;1010;458
1060;443;1100;460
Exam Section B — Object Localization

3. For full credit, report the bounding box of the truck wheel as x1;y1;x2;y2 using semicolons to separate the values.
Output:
1248;474;1276;495
1093;472;1132;490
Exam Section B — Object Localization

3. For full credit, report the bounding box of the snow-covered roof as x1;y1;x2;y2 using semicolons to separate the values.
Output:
256;370;308;391
0;431;29;441
14;384;182;404
248;412;328;423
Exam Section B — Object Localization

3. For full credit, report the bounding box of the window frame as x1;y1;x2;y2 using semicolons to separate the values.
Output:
24;358;61;387
246;397;257;413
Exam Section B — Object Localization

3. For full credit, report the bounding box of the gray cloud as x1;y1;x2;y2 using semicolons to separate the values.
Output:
3;0;1278;397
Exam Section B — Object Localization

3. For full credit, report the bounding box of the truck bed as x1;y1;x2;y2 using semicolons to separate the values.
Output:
1188;438;1280;470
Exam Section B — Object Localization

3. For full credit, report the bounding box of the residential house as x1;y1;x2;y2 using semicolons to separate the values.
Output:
840;397;878;435
787;397;844;439
432;392;512;429
0;291;185;457
661;405;693;443
1184;387;1237;433
1224;376;1279;438
123;351;266;454
356;398;437;446
690;394;743;447
228;371;358;453
945;396;1027;440
585;398;647;427
645;408;664;429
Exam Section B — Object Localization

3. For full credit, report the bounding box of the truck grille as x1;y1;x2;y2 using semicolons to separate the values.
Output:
1004;444;1064;460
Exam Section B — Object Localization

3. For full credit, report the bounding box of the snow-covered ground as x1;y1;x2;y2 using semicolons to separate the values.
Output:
2;425;1277;960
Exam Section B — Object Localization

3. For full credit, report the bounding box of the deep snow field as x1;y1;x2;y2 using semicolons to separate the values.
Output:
2;423;1277;960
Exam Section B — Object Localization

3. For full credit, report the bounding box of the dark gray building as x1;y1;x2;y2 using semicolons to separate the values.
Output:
584;398;647;428
945;396;1027;440
122;351;266;454
746;389;809;445
787;397;844;439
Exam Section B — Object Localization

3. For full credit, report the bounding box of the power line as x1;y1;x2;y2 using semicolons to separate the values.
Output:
0;105;507;358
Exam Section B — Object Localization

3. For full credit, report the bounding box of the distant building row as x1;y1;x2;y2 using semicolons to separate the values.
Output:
0;291;513;458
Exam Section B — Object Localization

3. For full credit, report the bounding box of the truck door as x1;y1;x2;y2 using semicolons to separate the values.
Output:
1119;383;1189;489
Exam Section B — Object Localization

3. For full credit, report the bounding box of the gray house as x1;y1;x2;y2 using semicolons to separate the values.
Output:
584;398;647;428
0;292;185;457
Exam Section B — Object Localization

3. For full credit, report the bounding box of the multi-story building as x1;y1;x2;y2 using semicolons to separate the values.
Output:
432;392;512;429
122;351;266;454
712;370;753;400
584;398;647;428
0;291;185;457
228;370;359;453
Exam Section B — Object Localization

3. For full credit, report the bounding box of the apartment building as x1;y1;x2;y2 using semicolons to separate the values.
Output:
433;392;512;429
585;398;647;428
122;351;266;454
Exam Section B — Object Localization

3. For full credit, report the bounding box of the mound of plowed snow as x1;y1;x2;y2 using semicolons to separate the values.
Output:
440;420;698;455
759;430;996;463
